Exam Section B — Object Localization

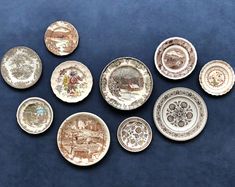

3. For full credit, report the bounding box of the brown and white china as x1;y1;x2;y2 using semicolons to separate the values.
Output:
154;37;197;80
199;60;234;96
1;46;42;89
153;87;207;141
50;60;93;103
16;97;53;134
44;21;79;56
100;57;153;110
117;117;152;152
57;112;110;166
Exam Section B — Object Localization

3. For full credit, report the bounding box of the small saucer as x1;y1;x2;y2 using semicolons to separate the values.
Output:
199;60;235;96
154;37;197;80
16;97;53;134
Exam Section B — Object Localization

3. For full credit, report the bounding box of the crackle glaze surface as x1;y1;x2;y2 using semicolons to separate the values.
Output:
153;87;207;141
51;61;93;103
16;97;53;134
57;112;110;166
1;46;42;89
117;117;152;152
100;57;153;110
44;21;79;56
199;60;234;96
154;37;197;80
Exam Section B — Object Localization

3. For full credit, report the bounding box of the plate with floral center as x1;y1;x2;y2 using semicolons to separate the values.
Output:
117;117;152;152
51;61;93;103
57;112;110;166
1;46;42;89
44;21;79;56
199;60;234;96
16;97;53;134
100;57;153;110
153;87;207;141
154;37;197;80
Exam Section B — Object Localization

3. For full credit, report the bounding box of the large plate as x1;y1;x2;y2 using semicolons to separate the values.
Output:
100;57;153;110
16;97;53;134
199;60;234;96
154;37;197;80
44;21;79;56
117;117;152;152
1;46;42;89
153;87;208;141
51;60;93;103
57;112;110;166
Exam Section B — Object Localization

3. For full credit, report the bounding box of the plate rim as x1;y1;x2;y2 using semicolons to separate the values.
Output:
153;87;208;141
154;36;197;80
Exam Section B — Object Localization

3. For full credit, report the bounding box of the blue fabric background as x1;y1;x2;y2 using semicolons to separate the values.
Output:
0;0;234;186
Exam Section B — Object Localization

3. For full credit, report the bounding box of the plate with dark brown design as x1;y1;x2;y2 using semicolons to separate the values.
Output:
44;21;79;56
1;46;42;89
117;117;152;152
51;60;93;103
199;60;235;96
153;87;207;141
100;57;153;110
154;37;197;80
57;112;110;166
16;97;53;134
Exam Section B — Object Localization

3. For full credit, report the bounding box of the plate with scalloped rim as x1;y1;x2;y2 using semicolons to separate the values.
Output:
153;87;208;141
199;60;234;96
154;37;197;80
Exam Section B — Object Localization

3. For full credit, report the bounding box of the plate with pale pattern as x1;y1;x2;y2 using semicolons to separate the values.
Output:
100;57;153;110
44;20;79;56
51;60;93;103
1;46;42;89
154;37;197;80
117;117;152;152
199;60;234;96
153;87;207;141
57;112;110;166
16;97;53;134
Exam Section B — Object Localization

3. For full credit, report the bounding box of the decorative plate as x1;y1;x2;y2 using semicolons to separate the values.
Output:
199;60;235;96
100;57;153;110
153;87;207;141
44;21;79;56
117;117;152;152
154;37;197;80
16;97;53;134
57;112;110;166
1;46;42;89
51;61;93;103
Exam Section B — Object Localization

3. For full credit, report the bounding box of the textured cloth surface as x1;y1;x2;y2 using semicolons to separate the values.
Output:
0;0;234;187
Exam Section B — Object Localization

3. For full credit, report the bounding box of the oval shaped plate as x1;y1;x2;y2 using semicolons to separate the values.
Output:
154;37;197;80
199;60;235;96
44;21;79;56
1;46;42;89
57;112;110;166
51;61;93;103
153;87;207;141
100;57;153;110
16;97;53;134
117;117;152;152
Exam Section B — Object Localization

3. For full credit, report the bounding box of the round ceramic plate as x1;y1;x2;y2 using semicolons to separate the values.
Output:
16;97;53;134
117;117;152;152
1;46;42;89
199;60;235;96
51;61;93;103
154;37;197;80
57;112;110;166
44;21;79;56
100;57;153;110
153;87;207;141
